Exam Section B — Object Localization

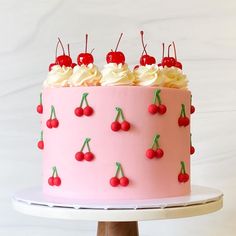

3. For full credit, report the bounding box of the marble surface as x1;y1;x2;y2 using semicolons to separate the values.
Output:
0;0;235;235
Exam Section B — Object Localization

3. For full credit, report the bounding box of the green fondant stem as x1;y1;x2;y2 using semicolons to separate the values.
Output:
155;89;162;105
190;133;192;146
40;131;43;141
151;134;160;149
181;104;186;117
120;165;125;177
181;161;186;174
115;107;121;121
119;109;125;121
39;93;42;105
86;138;91;152
80;138;88;152
115;162;121;177
52;166;56;177
83;93;89;106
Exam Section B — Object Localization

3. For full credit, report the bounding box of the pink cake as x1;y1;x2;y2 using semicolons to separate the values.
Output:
36;33;195;202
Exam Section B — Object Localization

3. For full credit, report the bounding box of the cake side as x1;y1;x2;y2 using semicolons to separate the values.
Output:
41;86;191;201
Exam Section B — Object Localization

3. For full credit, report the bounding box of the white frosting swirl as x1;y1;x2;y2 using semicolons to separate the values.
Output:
44;65;72;88
69;64;102;86
101;63;135;86
134;64;164;86
158;66;188;89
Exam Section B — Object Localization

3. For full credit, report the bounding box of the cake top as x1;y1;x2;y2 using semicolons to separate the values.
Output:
44;32;188;89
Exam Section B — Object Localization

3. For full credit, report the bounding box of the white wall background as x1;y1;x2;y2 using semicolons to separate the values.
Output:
0;0;235;235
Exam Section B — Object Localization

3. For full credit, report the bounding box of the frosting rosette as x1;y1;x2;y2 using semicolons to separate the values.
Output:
158;66;188;89
134;64;164;86
69;64;101;86
44;65;72;88
101;63;135;86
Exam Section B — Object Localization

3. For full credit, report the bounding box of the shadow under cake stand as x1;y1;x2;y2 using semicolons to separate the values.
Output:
12;185;223;236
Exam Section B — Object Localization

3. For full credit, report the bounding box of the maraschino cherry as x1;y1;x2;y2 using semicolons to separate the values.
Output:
172;41;182;69
139;31;156;66
49;38;72;71
77;34;94;66
106;33;125;65
161;43;176;67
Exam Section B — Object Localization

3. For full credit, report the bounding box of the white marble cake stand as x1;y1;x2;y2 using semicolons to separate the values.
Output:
12;185;223;236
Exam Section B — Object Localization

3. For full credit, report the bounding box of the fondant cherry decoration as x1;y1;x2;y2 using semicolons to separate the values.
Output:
146;134;164;159
74;93;94;117
48;167;61;187
161;43;176;68
36;93;43;114
190;95;195;114
148;89;167;115
77;34;94;66
110;162;130;187
47;106;59;129
190;133;195;155
49;38;72;71
111;107;131;132
178;104;190;127
172;41;182;69
139;31;156;66
178;161;189;183
37;131;44;150
75;138;94;162
106;33;125;65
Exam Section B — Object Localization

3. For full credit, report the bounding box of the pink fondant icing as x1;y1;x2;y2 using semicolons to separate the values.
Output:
42;86;191;201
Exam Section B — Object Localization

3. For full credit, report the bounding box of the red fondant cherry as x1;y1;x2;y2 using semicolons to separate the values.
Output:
48;177;54;186
178;117;185;126
75;107;84;117
178;173;185;183
83;106;94;116
53;176;61;186
121;120;130;131
190;146;195;155
46;119;52;129
37;104;43;114
75;151;84;161
156;148;164;158
120;176;129;187
148;104;158;114
106;33;125;65
110;177;120;187
37;140;44;150
191;105;195;114
183;173;189;182
84;152;94;161
51;118;59;128
157;104;167;114
146;148;156;159
111;121;121;131
183;117;190;127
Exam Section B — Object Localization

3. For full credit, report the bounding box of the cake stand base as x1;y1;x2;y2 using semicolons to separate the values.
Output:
12;185;223;236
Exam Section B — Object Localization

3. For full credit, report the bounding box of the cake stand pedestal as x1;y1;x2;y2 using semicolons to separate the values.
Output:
12;185;223;236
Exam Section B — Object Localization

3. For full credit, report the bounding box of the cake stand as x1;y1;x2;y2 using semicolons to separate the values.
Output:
12;185;223;236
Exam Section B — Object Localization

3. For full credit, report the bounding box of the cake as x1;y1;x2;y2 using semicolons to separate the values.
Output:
36;32;195;202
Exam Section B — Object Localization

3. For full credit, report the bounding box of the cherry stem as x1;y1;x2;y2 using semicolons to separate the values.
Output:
162;43;165;59
140;31;147;55
168;44;172;57
85;34;88;53
52;166;58;177
67;44;70;57
90;48;95;54
115;107;125;121
181;104;186;117
191;95;193;104
115;162;121;177
51;105;56;119
50;106;54;119
39;93;42;104
86;138;91;152
151;134;160;149
80;93;88;107
115;107;121;121
55;40;60;62
181;161;186;174
40;131;43;141
141;44;147;56
172;41;177;60
190;133;192;146
119;164;125;177
57;37;65;55
80;138;89;152
115;33;123;52
153;89;161;105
